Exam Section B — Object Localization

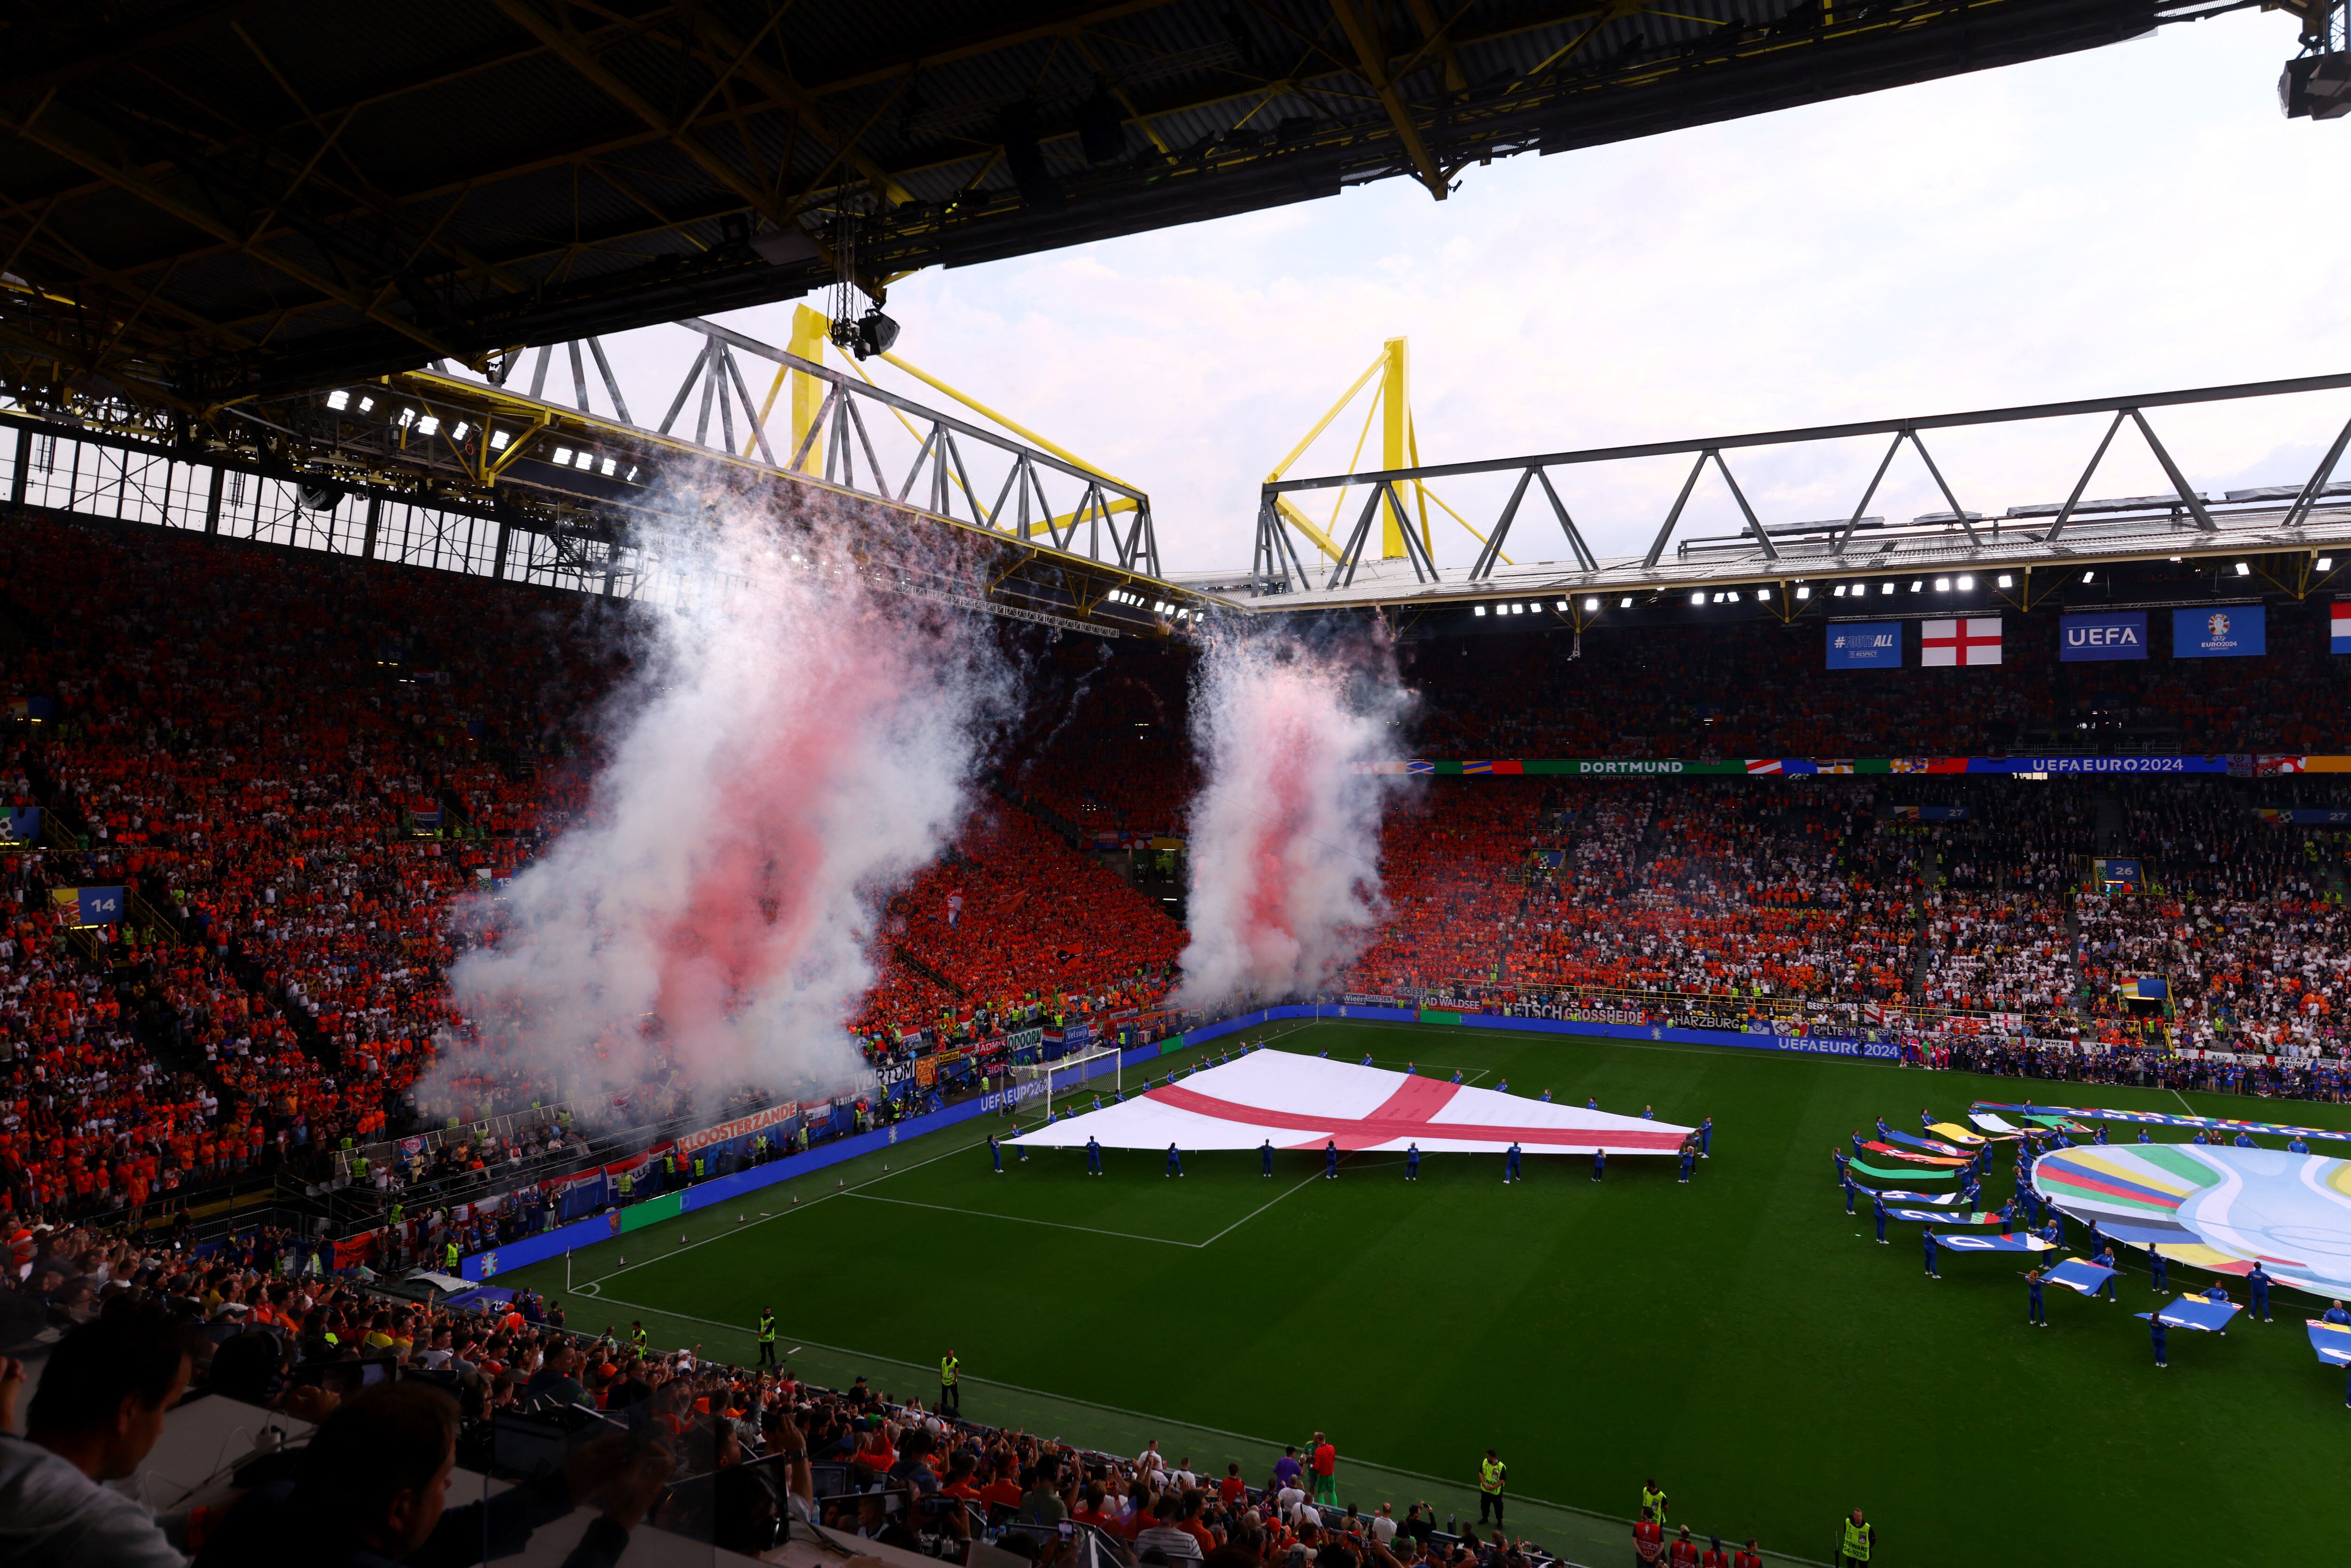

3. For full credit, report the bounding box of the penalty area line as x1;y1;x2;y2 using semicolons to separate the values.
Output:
844;1191;1198;1248
571;1135;980;1289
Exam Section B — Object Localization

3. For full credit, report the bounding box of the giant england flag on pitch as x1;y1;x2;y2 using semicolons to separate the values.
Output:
1920;618;2001;667
1013;1051;1692;1155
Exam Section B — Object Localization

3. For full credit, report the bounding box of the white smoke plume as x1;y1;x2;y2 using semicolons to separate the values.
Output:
434;496;1006;1108
1175;624;1411;1008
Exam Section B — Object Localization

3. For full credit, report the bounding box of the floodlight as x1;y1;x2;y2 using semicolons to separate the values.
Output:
415;416;440;436
1996;574;2013;588
1475;605;1488;616
1795;586;1811;600
1690;591;1705;606
1934;577;1950;591
553;447;572;464
1956;575;1973;590
489;430;511;451
2320;557;2335;571
1833;584;1847;597
2082;570;2095;582
1582;598;1599;611
1727;591;1741;602
356;395;375;413
1881;583;1894;595
2235;561;2251;576
450;422;470;441
326;389;350;410
1909;580;1923;592
600;457;617;475
1619;597;1633;607
397;407;417;429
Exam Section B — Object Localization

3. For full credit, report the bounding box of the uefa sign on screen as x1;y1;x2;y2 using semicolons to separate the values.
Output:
2059;610;2147;662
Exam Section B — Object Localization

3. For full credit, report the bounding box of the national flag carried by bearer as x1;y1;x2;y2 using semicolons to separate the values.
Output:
2332;602;2351;654
1012;1051;1692;1155
1921;617;2001;666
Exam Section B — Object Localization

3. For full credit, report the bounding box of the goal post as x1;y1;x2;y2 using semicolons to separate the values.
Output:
1010;1045;1124;1114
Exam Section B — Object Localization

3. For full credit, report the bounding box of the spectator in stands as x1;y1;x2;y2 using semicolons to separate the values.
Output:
193;1380;671;1568
0;1299;193;1568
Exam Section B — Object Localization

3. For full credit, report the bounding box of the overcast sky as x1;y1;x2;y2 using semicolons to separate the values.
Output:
595;8;2349;574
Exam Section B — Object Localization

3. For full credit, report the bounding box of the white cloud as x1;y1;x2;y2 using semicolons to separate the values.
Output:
606;11;2350;574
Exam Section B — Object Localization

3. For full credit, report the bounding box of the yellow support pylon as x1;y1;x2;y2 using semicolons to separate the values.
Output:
1379;336;1412;559
748;304;829;472
1267;336;1501;569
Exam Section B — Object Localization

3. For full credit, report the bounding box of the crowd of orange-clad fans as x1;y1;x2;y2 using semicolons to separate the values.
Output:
11;507;2351;1234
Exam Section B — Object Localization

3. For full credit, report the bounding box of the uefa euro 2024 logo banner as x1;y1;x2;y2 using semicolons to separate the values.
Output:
2209;612;2231;642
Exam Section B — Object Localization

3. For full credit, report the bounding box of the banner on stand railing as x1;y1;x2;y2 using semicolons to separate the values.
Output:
678;1102;798;1154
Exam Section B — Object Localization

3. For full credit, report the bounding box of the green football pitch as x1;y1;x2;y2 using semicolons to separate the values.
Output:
499;1021;2351;1568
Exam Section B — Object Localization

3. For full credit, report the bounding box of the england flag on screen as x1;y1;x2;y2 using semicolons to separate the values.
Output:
1920;617;2002;667
2332;602;2351;654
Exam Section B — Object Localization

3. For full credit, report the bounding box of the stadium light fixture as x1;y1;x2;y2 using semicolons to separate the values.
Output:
1727;591;1741;602
396;406;417;429
1581;598;1598;611
489;430;510;451
1759;587;1771;600
1996;574;2013;588
1833;584;1847;597
553;446;572;465
1933;577;1950;592
450;421;470;442
2235;561;2251;576
356;395;375;413
415;416;440;437
1909;580;1923;592
1795;586;1811;600
600;457;617;476
1690;591;1706;606
2082;570;2095;582
2320;557;2335;571
1881;583;1894;595
1475;605;1488;616
326;389;350;410
1956;575;1973;591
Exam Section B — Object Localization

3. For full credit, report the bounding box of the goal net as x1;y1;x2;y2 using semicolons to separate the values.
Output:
1009;1046;1124;1112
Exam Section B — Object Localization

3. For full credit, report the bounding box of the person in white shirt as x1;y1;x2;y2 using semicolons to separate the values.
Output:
1370;1504;1398;1546
1275;1482;1310;1524
0;1303;193;1568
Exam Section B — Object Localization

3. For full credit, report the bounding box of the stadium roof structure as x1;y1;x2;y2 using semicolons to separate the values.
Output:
1206;369;2351;624
0;0;2254;412
0;308;1198;638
